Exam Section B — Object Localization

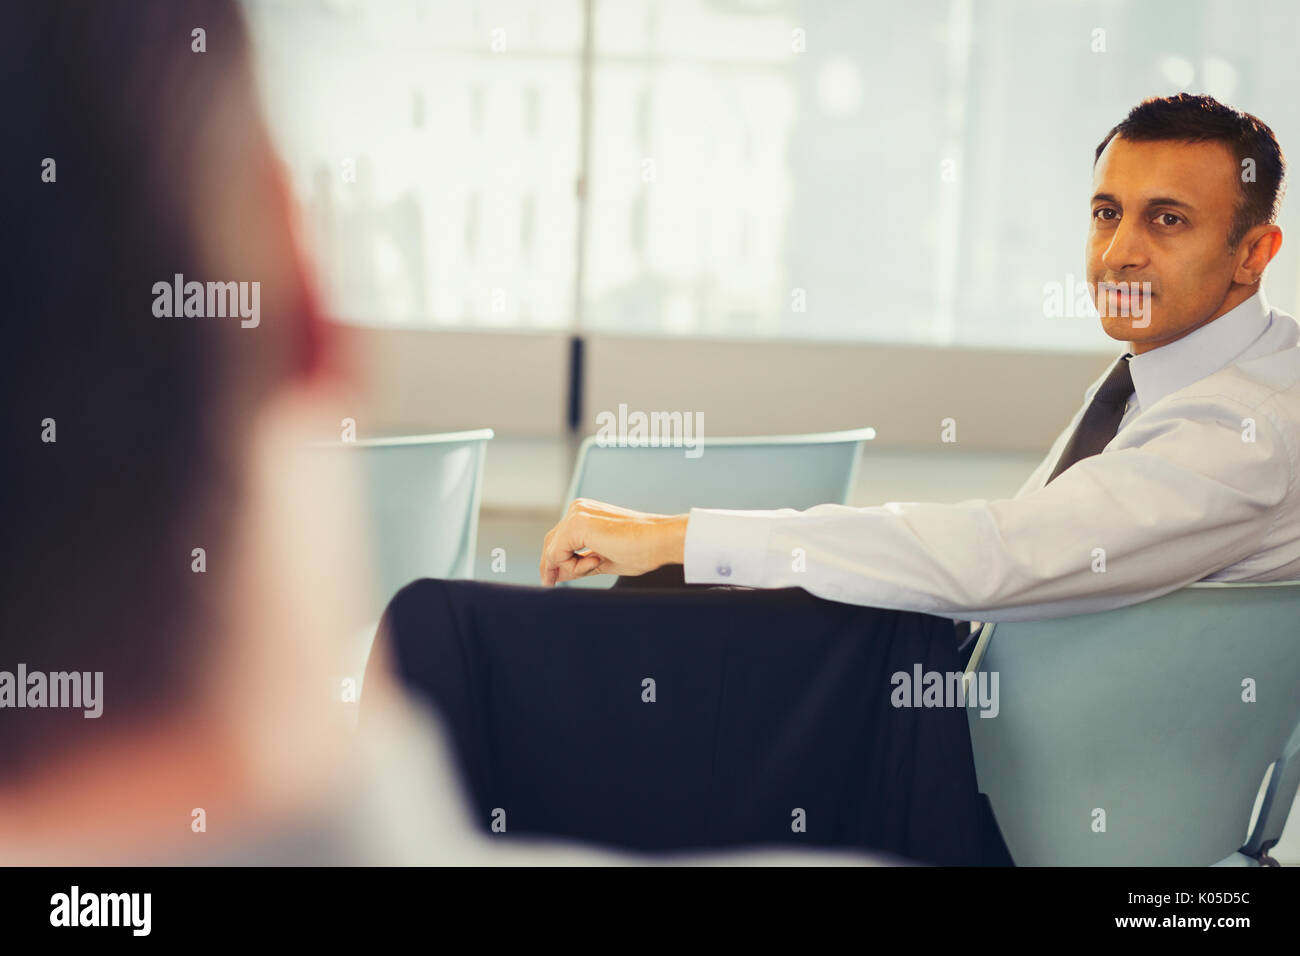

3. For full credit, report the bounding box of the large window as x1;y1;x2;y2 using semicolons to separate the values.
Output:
245;0;584;329
243;0;1300;350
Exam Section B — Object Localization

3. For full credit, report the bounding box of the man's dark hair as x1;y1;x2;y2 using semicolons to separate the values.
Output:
0;1;304;779
1094;93;1287;249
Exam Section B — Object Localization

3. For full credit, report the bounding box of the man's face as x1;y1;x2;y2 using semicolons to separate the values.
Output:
1087;135;1243;353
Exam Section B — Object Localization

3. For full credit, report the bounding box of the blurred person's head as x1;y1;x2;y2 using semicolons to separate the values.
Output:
0;0;385;860
1087;93;1285;354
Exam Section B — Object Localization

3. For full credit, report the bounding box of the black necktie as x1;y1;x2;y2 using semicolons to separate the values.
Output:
1045;353;1134;484
954;356;1132;648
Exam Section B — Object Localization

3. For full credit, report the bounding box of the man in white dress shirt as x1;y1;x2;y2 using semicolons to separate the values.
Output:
541;94;1299;627
369;93;1300;867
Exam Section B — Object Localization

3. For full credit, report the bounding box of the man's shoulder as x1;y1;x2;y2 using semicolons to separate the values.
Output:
1175;311;1300;416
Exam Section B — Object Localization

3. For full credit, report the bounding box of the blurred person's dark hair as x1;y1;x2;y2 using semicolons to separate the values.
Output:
0;1;321;780
1094;93;1287;250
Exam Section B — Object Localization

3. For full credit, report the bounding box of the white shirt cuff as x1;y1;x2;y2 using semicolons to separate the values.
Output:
682;507;776;586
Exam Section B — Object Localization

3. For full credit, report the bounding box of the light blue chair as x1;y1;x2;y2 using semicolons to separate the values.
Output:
559;427;875;588
964;580;1300;866
317;429;493;709
316;429;493;616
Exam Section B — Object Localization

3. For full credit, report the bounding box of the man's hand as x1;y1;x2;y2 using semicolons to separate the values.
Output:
540;499;689;587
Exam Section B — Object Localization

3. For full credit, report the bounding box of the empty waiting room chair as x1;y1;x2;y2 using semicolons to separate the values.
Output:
316;428;493;693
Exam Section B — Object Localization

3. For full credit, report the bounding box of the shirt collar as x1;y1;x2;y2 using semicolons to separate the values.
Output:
1126;289;1273;413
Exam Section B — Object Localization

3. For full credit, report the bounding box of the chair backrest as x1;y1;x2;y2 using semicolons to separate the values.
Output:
559;427;874;588
317;429;493;616
964;580;1300;866
565;427;874;514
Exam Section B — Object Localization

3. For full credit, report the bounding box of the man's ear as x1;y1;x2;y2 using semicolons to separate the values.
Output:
1235;225;1283;285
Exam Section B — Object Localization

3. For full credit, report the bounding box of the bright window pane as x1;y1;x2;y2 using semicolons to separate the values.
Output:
243;0;583;328
244;0;1300;351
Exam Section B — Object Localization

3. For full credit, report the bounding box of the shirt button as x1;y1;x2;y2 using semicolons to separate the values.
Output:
717;562;732;577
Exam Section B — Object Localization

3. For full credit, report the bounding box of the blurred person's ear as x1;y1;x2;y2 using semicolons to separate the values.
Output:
271;152;333;386
186;64;346;410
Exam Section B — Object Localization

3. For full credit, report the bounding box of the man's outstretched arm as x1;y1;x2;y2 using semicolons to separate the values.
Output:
543;393;1294;622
